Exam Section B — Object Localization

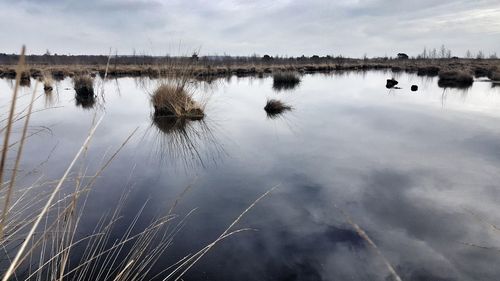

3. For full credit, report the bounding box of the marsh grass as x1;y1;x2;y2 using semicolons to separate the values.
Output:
272;72;301;91
438;70;474;88
42;72;54;93
1;47;272;281
488;71;500;81
151;84;204;118
74;75;94;97
264;99;293;119
417;66;440;76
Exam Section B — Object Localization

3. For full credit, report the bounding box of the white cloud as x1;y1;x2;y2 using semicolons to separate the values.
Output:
0;0;498;57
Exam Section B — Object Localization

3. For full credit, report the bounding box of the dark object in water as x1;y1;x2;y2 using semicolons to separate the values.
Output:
264;99;293;118
386;79;398;89
44;85;53;92
75;94;96;109
438;71;473;89
20;72;31;87
411;85;418;91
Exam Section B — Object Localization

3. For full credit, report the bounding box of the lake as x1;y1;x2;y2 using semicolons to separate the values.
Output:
2;71;500;281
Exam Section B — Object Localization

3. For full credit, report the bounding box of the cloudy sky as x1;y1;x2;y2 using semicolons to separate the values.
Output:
1;0;499;57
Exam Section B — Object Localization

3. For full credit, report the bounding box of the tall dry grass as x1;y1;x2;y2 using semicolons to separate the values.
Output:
1;47;275;281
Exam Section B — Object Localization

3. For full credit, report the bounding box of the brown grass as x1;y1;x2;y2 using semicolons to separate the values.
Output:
438;70;474;88
151;84;204;118
73;75;94;96
1;58;499;80
42;72;54;92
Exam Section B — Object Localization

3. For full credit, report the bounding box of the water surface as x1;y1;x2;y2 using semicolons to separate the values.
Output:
2;72;500;281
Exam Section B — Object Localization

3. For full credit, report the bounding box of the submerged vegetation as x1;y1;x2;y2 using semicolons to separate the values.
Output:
272;72;301;91
264;99;293;118
437;70;474;88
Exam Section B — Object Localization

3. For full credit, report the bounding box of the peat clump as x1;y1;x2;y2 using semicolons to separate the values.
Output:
437;71;473;88
386;78;398;89
272;72;301;91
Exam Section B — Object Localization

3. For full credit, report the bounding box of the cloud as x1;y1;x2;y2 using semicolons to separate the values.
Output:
0;1;498;58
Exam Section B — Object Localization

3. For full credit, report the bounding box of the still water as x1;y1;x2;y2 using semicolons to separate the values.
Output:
2;72;500;280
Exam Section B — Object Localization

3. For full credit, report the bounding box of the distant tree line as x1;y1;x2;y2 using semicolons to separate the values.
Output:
417;45;497;60
0;47;497;66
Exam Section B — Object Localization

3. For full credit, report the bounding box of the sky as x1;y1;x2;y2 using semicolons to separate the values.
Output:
0;0;499;57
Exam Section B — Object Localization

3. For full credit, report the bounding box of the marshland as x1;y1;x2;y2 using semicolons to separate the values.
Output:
2;53;500;280
2;0;500;280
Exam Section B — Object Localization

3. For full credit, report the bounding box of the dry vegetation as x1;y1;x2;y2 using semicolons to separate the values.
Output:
264;99;293;118
73;75;94;96
0;47;275;281
0;56;499;81
488;71;500;81
151;84;204;118
272;72;301;91
42;72;53;92
438;70;474;88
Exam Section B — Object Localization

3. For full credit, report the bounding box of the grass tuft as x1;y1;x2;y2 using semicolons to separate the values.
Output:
438;70;474;88
272;72;301;91
43;72;54;92
264;99;293;118
151;83;204;118
488;71;500;81
73;75;94;96
417;66;440;76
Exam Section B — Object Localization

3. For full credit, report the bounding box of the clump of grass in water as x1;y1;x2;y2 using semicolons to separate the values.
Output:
151;83;204;119
272;72;301;91
42;72;54;92
73;75;94;96
417;66;440;77
264;99;293;118
488;71;500;81
437;70;473;88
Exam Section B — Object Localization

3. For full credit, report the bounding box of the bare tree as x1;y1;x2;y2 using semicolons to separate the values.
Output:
440;45;447;58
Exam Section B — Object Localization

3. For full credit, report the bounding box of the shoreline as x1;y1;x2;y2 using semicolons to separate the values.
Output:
0;58;499;80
